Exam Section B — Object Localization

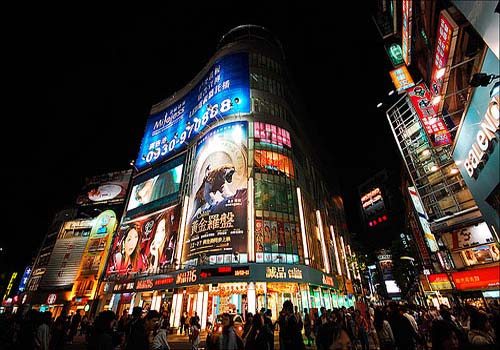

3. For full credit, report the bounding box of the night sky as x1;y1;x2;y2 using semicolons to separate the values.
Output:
2;4;400;272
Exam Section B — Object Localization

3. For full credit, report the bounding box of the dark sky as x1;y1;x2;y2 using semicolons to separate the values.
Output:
1;4;400;271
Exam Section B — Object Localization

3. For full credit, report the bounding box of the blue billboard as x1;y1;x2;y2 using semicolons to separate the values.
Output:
135;52;250;169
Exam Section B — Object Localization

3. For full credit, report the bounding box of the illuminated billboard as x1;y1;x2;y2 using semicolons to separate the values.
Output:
135;53;250;169
402;0;412;66
389;65;415;92
39;219;93;289
17;266;32;293
126;155;184;218
408;186;439;252
429;10;458;112
407;83;452;147
254;150;294;177
254;122;291;148
255;219;299;264
106;205;180;276
184;121;248;265
76;170;132;206
451;266;500;290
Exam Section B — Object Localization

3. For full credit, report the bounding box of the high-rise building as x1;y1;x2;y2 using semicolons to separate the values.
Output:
100;25;355;324
375;0;499;308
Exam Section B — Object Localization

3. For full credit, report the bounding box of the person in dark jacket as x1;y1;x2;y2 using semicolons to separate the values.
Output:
87;310;117;350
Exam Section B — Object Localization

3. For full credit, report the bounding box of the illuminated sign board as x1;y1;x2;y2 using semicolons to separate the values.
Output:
407;83;452;147
408;187;439;252
176;269;198;285
154;276;175;287
106;205;180;276
254;122;291;148
76;170;131;206
135;53;250;169
429;10;458;112
2;272;18;300
386;43;404;67
184;122;248;265
254;150;294;177
199;266;250;278
402;0;412;66
456;81;499;179
460;244;500;266
441;222;495;251
451;266;500;290
265;266;303;280
17;266;32;293
361;187;383;209
40;220;92;289
428;273;453;290
136;279;154;290
126;156;184;218
389;65;415;92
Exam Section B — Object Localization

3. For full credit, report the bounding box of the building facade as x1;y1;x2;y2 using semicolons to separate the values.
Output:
375;0;499;308
101;25;355;327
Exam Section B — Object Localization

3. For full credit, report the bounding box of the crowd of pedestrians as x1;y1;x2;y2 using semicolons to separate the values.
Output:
0;308;85;349
0;298;498;349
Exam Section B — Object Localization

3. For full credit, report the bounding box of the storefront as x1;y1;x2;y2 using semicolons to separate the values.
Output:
107;263;346;329
451;265;500;309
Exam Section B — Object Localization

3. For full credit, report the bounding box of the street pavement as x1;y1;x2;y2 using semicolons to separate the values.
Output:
65;329;380;349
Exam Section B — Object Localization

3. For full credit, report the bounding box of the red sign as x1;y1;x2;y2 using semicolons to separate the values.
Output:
428;273;453;290
429;10;458;107
451;266;500;290
407;83;452;147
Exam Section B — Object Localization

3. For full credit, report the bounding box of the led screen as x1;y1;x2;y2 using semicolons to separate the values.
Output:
106;205;180;276
384;280;402;294
184;121;248;266
254;122;291;148
135;52;250;169
126;156;184;218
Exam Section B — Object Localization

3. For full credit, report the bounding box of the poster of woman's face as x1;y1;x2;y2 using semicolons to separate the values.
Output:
106;205;180;276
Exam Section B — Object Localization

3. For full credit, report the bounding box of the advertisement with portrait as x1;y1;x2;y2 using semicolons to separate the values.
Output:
126;155;185;219
254;218;299;264
39;219;93;289
106;205;180;276
184;121;248;266
255;180;293;213
460;243;500;266
76;170;132;206
135;52;250;170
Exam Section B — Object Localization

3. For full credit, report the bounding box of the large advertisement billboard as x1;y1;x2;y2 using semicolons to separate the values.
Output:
39;219;93;289
76;170;132;206
135;52;250;169
126;155;185;219
184;121;248;266
106;205;180;276
407;83;452;147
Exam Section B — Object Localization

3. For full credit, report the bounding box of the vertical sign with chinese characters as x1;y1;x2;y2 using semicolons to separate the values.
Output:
407;83;452;147
389;65;415;92
429;10;458;113
402;0;412;66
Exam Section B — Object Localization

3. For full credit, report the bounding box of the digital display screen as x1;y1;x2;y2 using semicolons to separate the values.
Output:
135;52;250;169
199;266;250;278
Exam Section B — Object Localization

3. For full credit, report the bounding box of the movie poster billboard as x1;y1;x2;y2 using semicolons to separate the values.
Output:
184;121;248;265
76;170;132;206
39;219;93;289
106;205;180;275
135;53;250;170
